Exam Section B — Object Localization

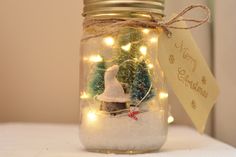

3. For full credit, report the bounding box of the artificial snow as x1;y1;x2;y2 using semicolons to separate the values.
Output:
79;108;167;152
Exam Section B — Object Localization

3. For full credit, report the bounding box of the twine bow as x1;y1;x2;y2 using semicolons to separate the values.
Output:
82;4;210;41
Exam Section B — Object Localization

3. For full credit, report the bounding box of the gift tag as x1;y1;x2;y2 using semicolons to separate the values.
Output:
158;20;219;133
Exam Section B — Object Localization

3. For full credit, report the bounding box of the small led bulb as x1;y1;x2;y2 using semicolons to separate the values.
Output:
87;111;97;122
142;29;150;34
121;43;131;51
103;37;114;46
139;46;147;56
159;92;168;99
80;92;89;99
147;63;154;69
150;37;158;43
89;55;103;63
168;115;174;124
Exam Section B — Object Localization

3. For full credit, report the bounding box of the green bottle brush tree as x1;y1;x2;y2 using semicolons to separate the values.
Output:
88;57;106;97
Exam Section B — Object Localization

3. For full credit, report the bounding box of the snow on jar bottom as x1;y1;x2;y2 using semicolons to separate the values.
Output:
79;106;167;153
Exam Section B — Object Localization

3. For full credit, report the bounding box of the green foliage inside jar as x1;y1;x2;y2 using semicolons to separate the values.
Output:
87;27;155;111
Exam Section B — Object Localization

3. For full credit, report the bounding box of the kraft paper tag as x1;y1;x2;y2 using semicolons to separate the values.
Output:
158;20;219;133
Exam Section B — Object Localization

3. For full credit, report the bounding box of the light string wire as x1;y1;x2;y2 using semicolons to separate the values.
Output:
87;59;154;116
84;35;154;115
83;4;210;117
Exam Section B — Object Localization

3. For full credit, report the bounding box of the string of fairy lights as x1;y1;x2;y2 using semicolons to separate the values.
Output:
80;28;174;124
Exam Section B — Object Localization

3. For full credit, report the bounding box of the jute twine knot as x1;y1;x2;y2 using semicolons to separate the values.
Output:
82;4;210;41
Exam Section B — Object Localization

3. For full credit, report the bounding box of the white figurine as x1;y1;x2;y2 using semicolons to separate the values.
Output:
97;65;130;114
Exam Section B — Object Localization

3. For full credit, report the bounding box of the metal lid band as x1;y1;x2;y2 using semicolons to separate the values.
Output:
83;0;165;17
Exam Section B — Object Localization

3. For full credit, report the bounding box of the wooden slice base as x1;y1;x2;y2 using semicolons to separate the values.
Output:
100;101;127;115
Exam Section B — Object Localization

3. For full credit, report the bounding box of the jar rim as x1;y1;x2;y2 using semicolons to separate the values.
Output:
83;0;165;17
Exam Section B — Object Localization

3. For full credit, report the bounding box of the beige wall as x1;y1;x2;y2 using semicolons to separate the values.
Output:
214;0;236;147
0;0;212;131
0;0;83;123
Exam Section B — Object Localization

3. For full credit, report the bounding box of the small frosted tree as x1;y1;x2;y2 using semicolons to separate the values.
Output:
88;59;106;97
114;28;143;92
131;60;155;102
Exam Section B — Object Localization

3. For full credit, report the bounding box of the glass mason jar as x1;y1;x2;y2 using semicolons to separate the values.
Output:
79;0;168;154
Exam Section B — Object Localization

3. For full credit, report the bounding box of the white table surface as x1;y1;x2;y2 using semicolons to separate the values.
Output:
0;123;235;157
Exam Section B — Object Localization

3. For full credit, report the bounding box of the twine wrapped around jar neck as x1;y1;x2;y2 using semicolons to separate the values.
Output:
82;4;210;41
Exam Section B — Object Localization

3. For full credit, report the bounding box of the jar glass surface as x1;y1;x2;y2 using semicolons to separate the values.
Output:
79;15;168;154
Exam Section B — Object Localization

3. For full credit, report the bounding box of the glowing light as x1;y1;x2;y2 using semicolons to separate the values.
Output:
168;115;175;124
83;57;88;61
142;29;150;34
159;91;168;99
147;63;154;69
150;37;158;43
80;92;89;99
87;111;97;122
133;58;139;62
121;43;131;51
103;37;114;46
89;55;103;63
139;46;147;56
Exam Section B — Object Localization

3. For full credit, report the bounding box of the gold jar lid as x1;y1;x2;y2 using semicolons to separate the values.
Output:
83;0;165;17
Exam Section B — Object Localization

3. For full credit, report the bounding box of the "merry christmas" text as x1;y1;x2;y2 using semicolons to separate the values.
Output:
177;67;208;98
